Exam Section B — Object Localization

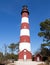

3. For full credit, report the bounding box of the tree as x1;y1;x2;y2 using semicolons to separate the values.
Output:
5;53;18;61
38;19;50;48
4;44;7;56
38;19;50;57
40;47;49;56
8;42;19;54
15;42;19;53
0;52;3;63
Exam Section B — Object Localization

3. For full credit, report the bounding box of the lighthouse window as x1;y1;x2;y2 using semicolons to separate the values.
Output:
24;26;26;28
24;50;26;52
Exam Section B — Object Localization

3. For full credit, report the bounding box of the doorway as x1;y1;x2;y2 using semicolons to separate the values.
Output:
37;57;40;61
24;54;26;60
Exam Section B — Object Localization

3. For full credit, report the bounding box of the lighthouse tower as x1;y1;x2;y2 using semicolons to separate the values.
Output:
18;6;32;61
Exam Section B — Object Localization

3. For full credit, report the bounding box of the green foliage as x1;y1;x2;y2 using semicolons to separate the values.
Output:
0;42;19;63
38;19;50;48
5;53;18;61
41;42;50;47
0;52;18;64
40;47;50;56
8;42;19;54
40;19;50;31
0;52;4;63
38;19;50;41
38;32;45;37
38;18;50;57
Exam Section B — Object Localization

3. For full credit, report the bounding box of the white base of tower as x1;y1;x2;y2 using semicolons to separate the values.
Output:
7;61;45;65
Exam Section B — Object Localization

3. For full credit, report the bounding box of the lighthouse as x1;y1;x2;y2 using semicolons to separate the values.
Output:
18;5;32;61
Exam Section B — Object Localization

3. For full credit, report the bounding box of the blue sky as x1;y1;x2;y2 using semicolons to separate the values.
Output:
0;0;50;54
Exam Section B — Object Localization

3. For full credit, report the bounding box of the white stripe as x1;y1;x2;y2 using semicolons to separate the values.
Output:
21;17;29;23
19;42;31;51
20;29;30;36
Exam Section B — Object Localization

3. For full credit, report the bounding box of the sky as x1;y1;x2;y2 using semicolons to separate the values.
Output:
0;0;50;54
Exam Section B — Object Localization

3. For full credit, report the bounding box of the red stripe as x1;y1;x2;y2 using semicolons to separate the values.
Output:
21;23;29;29
20;36;30;43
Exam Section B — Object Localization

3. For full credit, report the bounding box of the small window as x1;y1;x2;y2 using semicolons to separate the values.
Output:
24;26;26;28
24;50;26;52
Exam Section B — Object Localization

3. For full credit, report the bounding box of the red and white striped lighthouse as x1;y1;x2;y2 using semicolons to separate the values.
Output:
18;6;32;61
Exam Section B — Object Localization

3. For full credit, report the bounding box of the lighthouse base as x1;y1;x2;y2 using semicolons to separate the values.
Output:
18;49;32;60
7;61;45;65
14;61;45;65
18;59;32;61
